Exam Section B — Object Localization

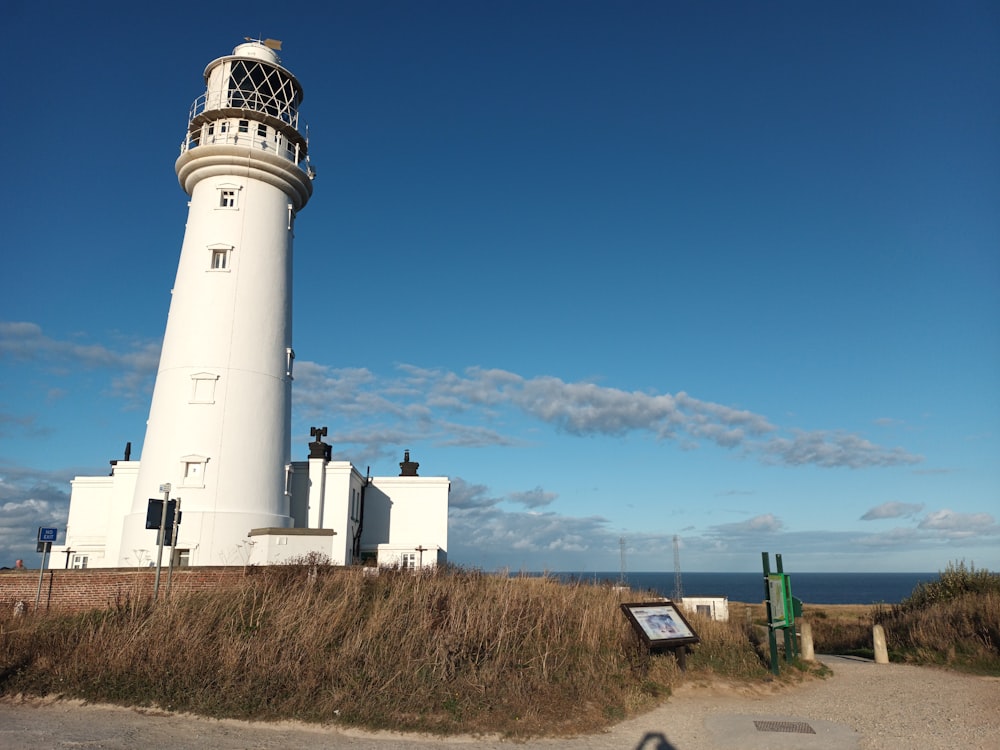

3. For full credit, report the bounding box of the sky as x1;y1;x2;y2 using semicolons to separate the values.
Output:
1;1;998;574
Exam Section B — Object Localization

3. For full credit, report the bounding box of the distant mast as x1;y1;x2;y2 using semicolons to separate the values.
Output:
619;536;627;586
673;535;684;600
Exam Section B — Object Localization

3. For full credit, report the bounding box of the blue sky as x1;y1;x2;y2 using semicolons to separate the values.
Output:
2;1;998;573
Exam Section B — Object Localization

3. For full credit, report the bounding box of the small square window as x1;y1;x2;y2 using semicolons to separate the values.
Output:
72;554;89;569
180;454;208;488
211;249;228;269
238;119;249;133
220;190;236;209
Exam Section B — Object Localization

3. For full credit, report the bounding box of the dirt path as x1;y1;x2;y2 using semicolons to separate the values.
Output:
1;656;997;749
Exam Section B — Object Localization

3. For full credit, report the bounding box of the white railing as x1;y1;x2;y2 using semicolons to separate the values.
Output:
180;124;310;176
188;91;300;130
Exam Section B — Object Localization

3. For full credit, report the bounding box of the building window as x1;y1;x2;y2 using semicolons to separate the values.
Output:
217;184;240;211
220;121;229;133
173;549;190;568
208;123;215;136
401;553;416;570
72;554;89;569
207;244;233;271
180;455;208;488
257;123;267;138
190;372;219;403
238;119;249;133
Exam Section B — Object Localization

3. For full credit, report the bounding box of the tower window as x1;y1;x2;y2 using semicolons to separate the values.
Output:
219;121;229;133
180;455;208;488
238;119;249;133
207;244;234;272
217;184;241;210
190;372;220;403
257;123;267;138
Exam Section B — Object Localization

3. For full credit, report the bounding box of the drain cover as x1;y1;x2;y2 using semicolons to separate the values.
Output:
754;720;816;734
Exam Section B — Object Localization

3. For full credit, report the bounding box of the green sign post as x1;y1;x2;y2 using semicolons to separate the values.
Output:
762;552;800;674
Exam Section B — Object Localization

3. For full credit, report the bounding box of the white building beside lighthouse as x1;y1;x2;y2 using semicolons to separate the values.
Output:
52;40;449;570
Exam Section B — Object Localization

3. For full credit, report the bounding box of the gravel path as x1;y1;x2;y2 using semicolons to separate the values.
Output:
1;656;997;749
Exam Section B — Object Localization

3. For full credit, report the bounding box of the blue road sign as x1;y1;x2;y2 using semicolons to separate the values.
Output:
38;527;58;543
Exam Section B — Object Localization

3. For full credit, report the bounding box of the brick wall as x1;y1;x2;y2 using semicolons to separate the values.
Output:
0;567;254;614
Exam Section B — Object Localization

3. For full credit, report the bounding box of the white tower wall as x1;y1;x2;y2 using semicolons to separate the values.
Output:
118;41;313;566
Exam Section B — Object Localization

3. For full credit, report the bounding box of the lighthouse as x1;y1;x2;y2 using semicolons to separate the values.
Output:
53;40;449;573
116;39;314;566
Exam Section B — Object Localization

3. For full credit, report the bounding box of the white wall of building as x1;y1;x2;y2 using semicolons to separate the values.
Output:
680;596;730;622
365;476;450;567
246;529;338;565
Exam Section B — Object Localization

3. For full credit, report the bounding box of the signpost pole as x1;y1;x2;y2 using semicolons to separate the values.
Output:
166;498;181;598
762;552;780;675
153;484;170;601
776;554;798;661
34;527;57;612
34;544;46;611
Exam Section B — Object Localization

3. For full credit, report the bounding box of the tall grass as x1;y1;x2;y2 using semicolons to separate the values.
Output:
875;562;1000;673
0;567;768;736
808;562;1000;674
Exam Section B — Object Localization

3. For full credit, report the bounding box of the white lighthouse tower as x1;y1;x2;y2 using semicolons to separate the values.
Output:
115;39;314;566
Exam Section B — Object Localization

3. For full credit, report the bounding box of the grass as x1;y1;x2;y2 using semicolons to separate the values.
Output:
0;566;775;737
807;562;1000;674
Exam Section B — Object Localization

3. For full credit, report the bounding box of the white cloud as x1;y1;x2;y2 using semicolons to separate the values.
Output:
709;513;785;536
508;486;557;508
918;509;999;539
759;430;922;469
1;323;924;471
861;501;925;520
0;321;159;405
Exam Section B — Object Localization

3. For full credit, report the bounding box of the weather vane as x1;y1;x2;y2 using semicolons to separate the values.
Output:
244;36;282;50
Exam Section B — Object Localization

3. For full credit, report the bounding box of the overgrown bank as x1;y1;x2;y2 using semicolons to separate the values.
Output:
809;562;1000;674
0;567;769;737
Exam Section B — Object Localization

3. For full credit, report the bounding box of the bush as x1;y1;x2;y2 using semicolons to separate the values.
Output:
873;562;1000;673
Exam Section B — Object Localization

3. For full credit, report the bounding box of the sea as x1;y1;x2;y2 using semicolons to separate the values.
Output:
535;572;940;605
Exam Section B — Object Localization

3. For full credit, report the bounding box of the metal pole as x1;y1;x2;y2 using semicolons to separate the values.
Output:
166;498;180;598
153;484;170;600
762;552;779;676
34;543;48;611
776;554;797;661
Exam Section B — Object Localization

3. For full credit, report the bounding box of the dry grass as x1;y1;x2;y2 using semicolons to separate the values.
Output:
802;563;1000;674
0;567;772;737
